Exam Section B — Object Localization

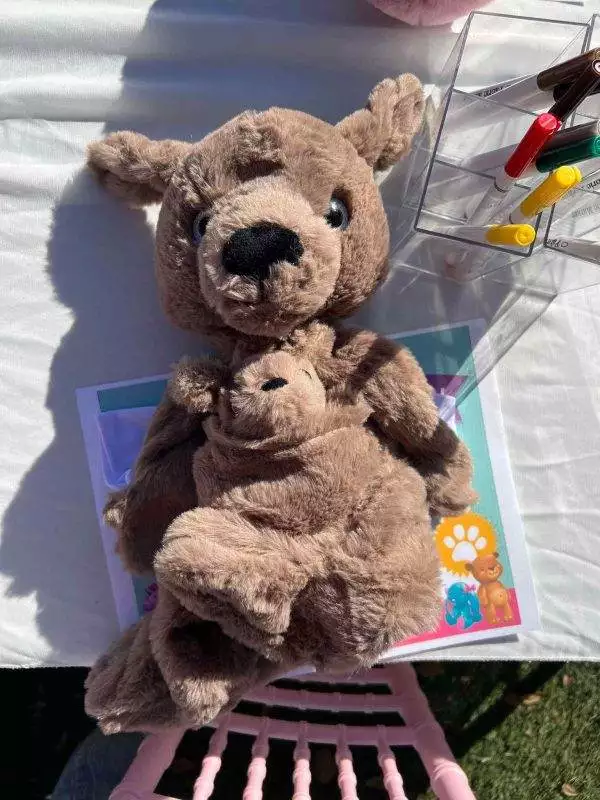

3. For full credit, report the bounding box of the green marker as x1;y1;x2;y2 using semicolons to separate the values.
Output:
535;135;600;173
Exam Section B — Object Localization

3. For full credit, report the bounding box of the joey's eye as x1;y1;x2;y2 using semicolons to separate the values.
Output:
325;197;349;230
302;369;312;379
192;213;210;244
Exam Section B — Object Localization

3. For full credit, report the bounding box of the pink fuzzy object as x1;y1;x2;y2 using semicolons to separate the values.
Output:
368;0;489;26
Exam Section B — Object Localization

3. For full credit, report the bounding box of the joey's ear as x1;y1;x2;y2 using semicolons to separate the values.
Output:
493;552;500;559
336;74;424;171
168;356;229;415
285;322;336;364
465;563;473;573
87;131;193;207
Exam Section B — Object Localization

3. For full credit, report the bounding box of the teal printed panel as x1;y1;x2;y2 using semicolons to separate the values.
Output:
98;379;168;413
395;325;513;588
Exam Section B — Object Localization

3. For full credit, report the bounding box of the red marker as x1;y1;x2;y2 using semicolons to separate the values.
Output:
504;113;561;177
468;113;561;225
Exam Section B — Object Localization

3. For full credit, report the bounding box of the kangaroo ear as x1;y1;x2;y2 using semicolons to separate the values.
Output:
87;131;193;207
285;322;336;364
493;551;500;559
336;74;424;171
168;356;229;416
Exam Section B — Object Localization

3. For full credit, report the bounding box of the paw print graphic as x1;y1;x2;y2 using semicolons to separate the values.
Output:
435;512;498;576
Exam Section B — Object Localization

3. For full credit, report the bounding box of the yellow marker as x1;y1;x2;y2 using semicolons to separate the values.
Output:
485;223;536;247
443;223;536;279
444;223;536;249
508;166;582;223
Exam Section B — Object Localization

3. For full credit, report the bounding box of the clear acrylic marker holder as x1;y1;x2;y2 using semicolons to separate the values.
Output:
379;11;598;401
396;12;591;211
401;91;546;283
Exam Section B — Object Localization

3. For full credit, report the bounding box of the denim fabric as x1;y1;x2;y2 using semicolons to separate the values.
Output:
51;730;144;800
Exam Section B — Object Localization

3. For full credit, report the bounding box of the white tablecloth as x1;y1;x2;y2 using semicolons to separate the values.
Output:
0;0;599;666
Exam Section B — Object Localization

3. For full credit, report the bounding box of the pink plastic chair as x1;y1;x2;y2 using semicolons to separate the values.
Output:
109;663;476;800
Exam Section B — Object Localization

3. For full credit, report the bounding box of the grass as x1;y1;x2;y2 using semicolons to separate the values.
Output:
412;662;600;800
3;662;600;799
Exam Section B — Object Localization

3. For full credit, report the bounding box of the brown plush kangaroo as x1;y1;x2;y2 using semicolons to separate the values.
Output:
89;75;476;578
85;332;441;733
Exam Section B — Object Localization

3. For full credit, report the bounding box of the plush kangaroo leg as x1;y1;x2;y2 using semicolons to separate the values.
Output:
151;590;283;727
85;615;185;734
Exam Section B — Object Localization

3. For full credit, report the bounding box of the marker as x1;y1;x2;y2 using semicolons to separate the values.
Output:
474;76;523;100
580;167;600;192
444;223;536;247
566;194;600;220
505;166;582;223
545;236;600;264
458;121;600;175
543;165;600;223
554;82;600;103
467;113;561;225
548;60;600;121
535;136;600;173
474;80;600;112
541;120;600;151
539;48;600;90
468;136;600;184
444;224;536;281
569;201;600;219
474;48;600;108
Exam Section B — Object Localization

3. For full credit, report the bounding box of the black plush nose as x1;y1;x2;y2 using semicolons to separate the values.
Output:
261;377;288;391
222;223;304;281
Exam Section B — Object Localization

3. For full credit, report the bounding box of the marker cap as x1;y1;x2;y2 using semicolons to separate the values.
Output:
504;113;561;178
486;224;536;247
541;120;600;153
548;60;600;122
553;82;600;103
520;166;582;217
538;48;600;90
536;136;600;172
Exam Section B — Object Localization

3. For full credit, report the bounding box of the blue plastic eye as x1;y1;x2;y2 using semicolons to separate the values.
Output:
325;197;349;230
192;213;209;244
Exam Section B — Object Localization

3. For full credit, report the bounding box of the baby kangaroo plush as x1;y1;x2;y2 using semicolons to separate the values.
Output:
89;74;476;577
85;333;441;733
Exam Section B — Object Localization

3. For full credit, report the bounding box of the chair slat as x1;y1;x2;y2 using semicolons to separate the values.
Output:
292;726;312;800
193;721;229;800
242;722;269;800
109;728;184;800
248;686;400;713
377;730;408;800
336;729;359;800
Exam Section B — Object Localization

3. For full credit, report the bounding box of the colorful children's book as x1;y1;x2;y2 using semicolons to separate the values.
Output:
77;320;539;658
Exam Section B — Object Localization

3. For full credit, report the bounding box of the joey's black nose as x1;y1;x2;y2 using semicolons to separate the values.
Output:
261;377;288;391
222;223;304;281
